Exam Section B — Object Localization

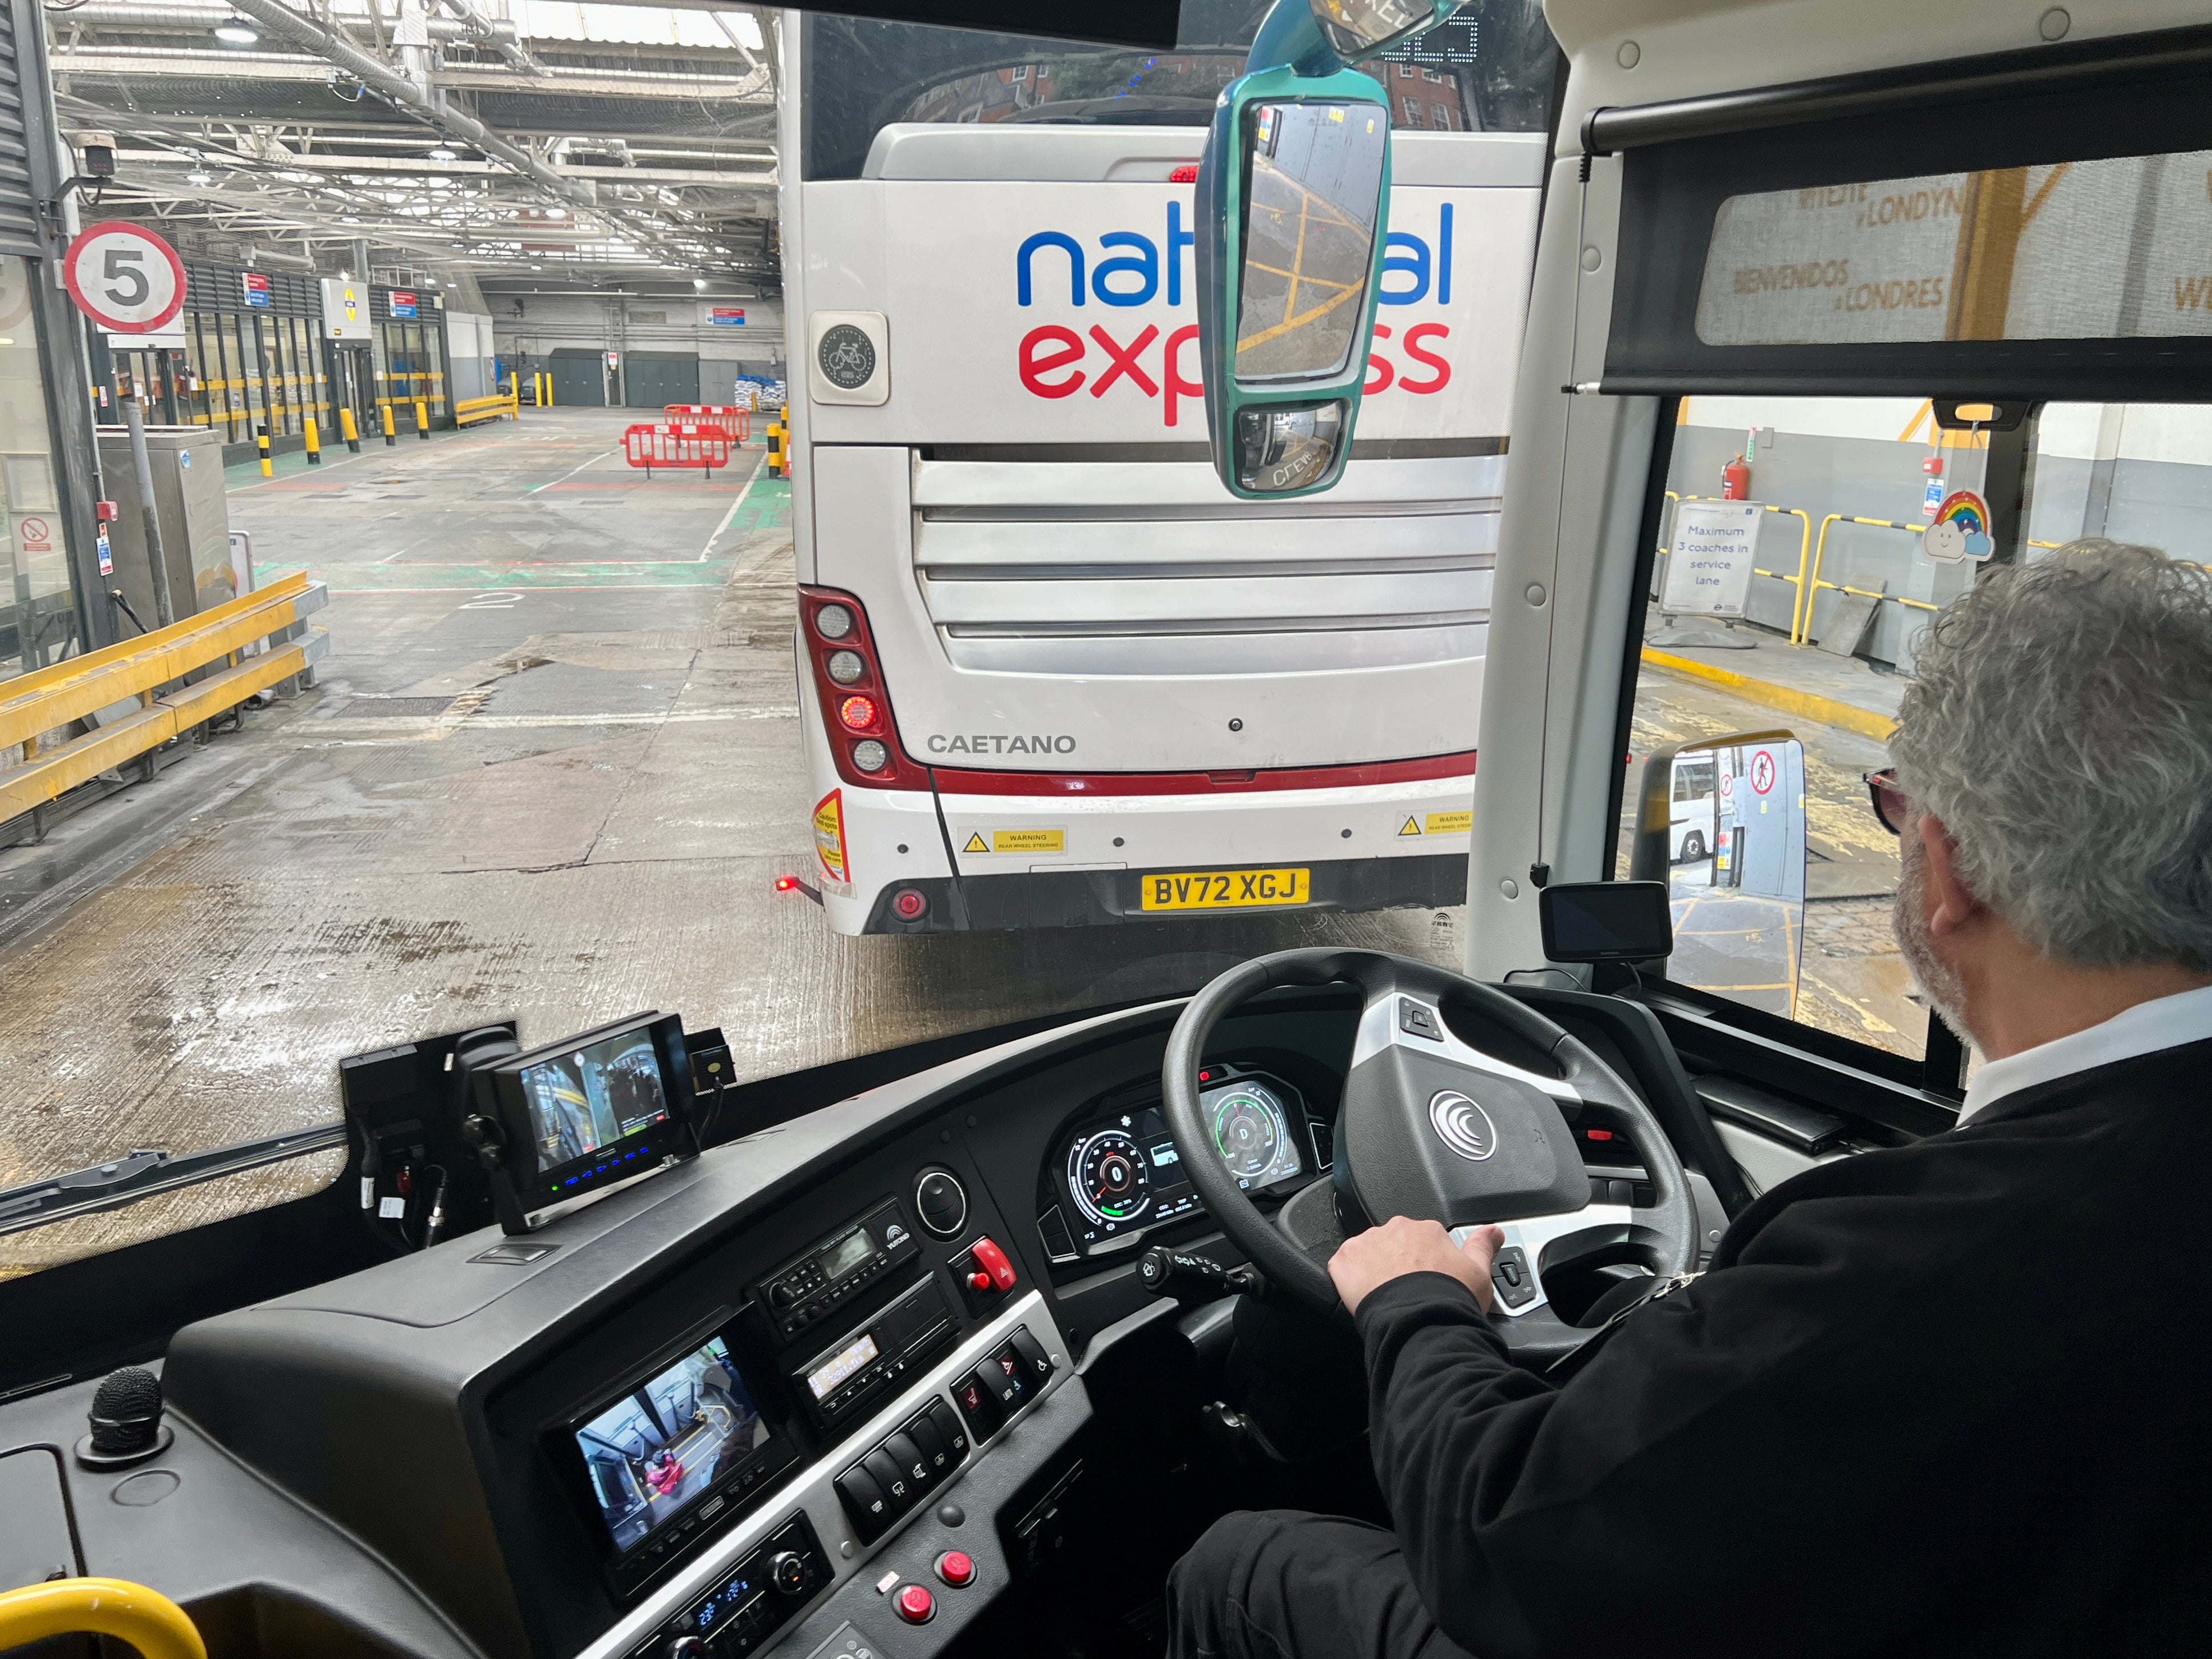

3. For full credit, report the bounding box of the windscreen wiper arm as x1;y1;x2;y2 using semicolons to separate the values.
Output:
0;1123;348;1239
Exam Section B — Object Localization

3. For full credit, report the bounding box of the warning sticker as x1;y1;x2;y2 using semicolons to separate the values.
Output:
1424;811;1472;834
963;828;1067;855
1398;816;1422;836
813;789;848;883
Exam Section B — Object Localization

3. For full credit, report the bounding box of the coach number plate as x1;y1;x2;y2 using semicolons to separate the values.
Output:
1140;867;1310;911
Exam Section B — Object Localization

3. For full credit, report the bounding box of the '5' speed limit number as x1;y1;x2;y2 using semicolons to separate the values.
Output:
63;222;186;335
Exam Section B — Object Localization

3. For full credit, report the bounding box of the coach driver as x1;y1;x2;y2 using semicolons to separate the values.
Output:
1169;541;2212;1658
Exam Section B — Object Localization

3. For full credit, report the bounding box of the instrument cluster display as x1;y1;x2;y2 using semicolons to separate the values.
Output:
1053;1072;1309;1255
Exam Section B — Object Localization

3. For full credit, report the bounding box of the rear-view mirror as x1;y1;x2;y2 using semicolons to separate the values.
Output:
1627;732;1808;1018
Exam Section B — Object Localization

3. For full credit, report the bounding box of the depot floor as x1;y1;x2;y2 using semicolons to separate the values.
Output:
0;409;1921;1276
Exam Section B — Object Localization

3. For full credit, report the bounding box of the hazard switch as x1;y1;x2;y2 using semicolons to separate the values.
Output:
969;1237;1016;1291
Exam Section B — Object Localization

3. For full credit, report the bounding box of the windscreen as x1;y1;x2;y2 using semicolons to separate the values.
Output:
573;1334;772;1555
519;1030;671;1174
801;0;1558;180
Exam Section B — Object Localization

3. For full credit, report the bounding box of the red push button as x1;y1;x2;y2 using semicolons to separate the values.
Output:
970;1236;1016;1291
936;1550;975;1587
893;1583;935;1623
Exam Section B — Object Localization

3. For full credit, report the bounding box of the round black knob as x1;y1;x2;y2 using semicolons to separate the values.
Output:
666;1637;708;1659
768;1551;809;1596
770;1281;797;1308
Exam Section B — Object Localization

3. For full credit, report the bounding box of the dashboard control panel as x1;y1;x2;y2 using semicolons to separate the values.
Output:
629;1513;830;1659
1036;1066;1321;1261
758;1200;918;1343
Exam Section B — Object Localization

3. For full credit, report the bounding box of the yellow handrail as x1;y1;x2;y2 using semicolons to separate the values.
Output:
0;1578;205;1659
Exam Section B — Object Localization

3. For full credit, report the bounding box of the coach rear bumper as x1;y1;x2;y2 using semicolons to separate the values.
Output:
859;851;1468;933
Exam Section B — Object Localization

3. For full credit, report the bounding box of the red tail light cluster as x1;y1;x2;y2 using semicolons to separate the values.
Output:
799;586;925;789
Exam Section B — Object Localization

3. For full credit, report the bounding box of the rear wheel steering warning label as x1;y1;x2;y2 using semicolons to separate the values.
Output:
963;827;1066;854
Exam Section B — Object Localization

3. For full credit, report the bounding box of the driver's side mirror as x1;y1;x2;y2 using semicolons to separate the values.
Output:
1193;1;1461;499
1627;732;1809;1018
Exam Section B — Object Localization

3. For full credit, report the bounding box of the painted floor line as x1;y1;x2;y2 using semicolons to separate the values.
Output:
529;449;616;493
698;453;768;561
304;707;797;738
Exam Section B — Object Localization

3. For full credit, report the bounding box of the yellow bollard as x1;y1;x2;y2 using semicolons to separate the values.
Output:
382;403;396;447
340;406;361;454
304;415;321;465
256;425;272;478
415;396;430;440
543;371;553;408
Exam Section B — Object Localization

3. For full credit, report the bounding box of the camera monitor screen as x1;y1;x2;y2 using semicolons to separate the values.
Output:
519;1028;672;1176
573;1333;776;1556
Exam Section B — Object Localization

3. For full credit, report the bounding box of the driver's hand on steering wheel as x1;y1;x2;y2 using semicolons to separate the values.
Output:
1328;1215;1504;1316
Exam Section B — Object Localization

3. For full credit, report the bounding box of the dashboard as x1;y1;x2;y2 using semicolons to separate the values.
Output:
0;991;1360;1659
1037;1066;1321;1261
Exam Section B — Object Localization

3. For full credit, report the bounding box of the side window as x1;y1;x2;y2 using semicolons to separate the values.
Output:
1617;396;2212;1070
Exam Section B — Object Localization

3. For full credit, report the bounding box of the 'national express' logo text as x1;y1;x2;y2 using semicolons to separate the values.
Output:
1014;201;1460;427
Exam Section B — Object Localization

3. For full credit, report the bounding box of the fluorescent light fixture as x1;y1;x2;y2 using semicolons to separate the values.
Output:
693;277;708;290
427;146;458;161
186;170;213;186
213;21;260;47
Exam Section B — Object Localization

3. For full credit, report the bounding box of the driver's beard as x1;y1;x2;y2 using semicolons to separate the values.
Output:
1895;829;1971;1042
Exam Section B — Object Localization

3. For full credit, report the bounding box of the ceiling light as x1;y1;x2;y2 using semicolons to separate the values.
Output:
186;170;213;186
693;277;708;290
212;21;260;47
545;207;566;219
427;146;457;162
529;263;542;271
340;216;361;224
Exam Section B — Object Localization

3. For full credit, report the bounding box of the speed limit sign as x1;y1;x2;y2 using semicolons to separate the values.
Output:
62;221;186;335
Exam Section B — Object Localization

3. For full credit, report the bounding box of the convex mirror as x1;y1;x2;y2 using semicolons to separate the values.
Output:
1628;732;1809;1018
1193;0;1463;499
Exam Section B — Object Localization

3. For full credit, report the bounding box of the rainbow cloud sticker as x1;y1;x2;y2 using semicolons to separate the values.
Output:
1924;490;1994;563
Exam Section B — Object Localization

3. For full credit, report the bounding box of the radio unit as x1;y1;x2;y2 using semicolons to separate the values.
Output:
792;1276;956;1427
760;1198;918;1341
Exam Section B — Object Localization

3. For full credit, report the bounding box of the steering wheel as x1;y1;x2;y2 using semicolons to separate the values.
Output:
1162;948;1698;1363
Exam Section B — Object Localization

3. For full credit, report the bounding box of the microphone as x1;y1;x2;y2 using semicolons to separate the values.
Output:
76;1367;174;1469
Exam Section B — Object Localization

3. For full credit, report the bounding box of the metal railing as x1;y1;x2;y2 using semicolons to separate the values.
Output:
454;388;521;425
2;571;330;830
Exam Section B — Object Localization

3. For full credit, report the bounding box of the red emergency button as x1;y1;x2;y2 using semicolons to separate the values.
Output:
970;1236;1016;1291
936;1550;975;1587
893;1583;935;1624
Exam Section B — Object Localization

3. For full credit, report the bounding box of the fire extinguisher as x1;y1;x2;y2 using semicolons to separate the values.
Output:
1722;454;1752;500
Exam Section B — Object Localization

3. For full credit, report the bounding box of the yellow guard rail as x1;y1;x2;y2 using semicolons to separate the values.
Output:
0;1577;206;1659
454;388;521;426
1;571;329;825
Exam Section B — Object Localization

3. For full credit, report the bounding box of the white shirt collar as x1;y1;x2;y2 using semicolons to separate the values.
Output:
1957;982;2212;1125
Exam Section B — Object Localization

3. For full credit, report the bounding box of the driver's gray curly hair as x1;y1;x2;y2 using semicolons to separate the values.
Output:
1889;540;2212;972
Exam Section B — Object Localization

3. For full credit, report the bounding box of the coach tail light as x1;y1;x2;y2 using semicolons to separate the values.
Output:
800;588;925;789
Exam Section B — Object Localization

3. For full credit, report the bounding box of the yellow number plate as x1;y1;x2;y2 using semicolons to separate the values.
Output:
1140;867;1310;911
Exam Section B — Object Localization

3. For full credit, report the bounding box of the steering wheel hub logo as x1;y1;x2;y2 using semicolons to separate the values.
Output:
1428;1090;1498;1161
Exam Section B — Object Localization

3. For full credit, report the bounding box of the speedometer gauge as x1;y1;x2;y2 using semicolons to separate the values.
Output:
1209;1089;1282;1178
1067;1128;1151;1229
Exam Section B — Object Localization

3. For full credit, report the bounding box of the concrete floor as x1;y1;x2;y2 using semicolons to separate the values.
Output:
0;408;1463;1273
0;408;1925;1274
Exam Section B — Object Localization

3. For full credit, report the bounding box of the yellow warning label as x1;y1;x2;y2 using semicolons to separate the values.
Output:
812;789;847;883
1399;816;1422;836
1424;811;1473;834
963;828;1068;854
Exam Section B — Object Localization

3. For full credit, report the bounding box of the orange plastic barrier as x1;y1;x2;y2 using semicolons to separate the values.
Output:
624;422;734;477
664;404;752;441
